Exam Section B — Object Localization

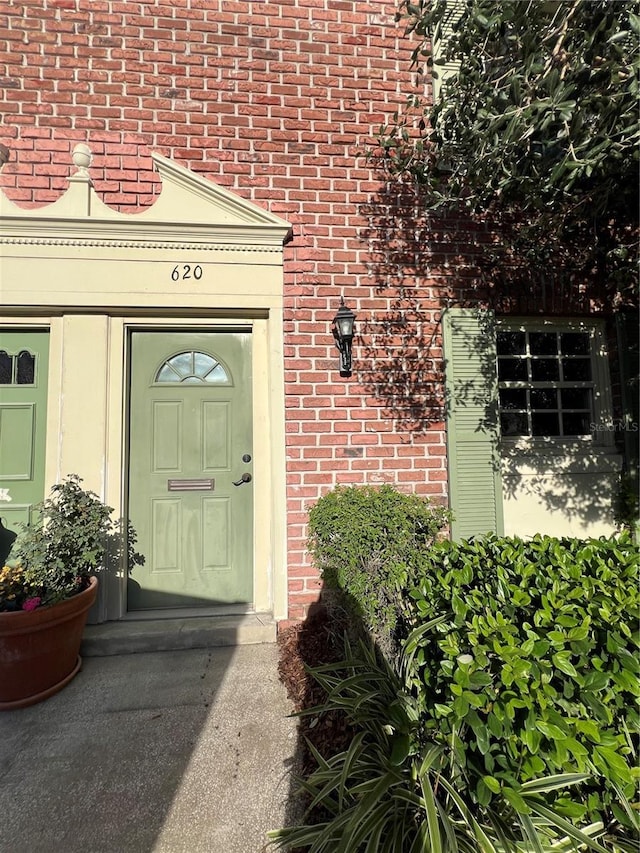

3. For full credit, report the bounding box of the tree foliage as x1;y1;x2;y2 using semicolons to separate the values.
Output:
379;0;639;305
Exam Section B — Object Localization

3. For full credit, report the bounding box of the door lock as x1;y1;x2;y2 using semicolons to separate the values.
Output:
232;473;252;486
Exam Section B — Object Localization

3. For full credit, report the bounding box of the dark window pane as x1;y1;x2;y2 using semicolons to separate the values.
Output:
531;359;559;381
562;412;591;435
498;358;528;381
560;332;590;355
532;412;561;436
500;412;528;436
497;331;526;355
499;388;527;409
16;351;35;385
529;332;558;355
530;388;557;409
0;351;12;384
561;388;592;410
562;358;591;381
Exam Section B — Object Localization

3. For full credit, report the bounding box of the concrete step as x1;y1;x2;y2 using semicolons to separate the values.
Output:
81;613;277;656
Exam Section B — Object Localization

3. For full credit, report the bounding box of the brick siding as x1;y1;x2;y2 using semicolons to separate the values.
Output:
0;0;449;620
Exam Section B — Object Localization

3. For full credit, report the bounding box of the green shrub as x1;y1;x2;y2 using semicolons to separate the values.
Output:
269;639;618;853
276;531;639;851
291;494;640;849
308;485;451;644
11;474;117;606
403;533;639;839
7;474;144;609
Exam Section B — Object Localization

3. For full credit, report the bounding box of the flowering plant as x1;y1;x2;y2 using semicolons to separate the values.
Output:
0;560;41;612
0;475;118;613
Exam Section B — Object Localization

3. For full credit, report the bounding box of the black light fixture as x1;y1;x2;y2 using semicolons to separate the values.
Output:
332;297;356;377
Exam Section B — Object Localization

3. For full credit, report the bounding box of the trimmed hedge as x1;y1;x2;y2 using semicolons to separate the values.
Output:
297;485;640;848
403;534;639;831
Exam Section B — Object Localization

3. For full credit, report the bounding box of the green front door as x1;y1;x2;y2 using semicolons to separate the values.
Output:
128;331;254;610
0;330;49;559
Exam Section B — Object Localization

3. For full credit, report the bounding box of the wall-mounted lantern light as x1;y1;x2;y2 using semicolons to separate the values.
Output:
332;298;356;377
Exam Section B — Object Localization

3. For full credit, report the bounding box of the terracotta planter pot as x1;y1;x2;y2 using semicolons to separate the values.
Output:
0;576;98;710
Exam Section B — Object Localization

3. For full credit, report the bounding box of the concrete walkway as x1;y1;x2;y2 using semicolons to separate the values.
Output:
0;644;300;852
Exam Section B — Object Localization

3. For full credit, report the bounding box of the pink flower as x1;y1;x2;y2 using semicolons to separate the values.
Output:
22;597;41;612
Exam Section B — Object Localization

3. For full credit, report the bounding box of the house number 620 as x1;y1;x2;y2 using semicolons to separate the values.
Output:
171;264;203;281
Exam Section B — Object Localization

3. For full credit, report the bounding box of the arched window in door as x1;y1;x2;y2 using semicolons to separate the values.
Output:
154;351;231;385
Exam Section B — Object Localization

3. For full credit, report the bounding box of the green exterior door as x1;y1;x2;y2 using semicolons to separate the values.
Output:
0;330;49;559
127;331;254;610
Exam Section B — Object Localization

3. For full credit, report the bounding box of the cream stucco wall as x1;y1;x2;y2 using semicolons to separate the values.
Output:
501;444;622;538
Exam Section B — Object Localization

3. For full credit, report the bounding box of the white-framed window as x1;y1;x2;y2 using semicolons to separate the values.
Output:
496;319;614;444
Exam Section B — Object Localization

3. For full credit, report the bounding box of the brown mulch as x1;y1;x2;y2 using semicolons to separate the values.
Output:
277;602;355;778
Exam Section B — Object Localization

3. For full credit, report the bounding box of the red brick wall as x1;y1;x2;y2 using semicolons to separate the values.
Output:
0;0;449;620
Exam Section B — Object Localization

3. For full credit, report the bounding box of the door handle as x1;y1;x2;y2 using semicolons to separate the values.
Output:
233;473;252;486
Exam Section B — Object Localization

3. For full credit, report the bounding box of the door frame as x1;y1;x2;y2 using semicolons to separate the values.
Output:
114;315;285;621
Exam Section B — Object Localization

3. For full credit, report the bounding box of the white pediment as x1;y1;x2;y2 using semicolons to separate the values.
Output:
0;150;291;249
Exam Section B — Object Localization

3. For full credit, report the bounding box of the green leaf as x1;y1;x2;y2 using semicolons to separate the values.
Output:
520;772;591;793
565;737;589;761
526;801;611;853
582;671;609;691
482;775;502;794
552;652;578;677
474;724;491;755
535;720;567;740
419;774;443;853
389;734;411;766
576;719;601;742
594;746;633;782
502;786;531;815
523;728;542;755
555;798;588;820
487;713;503;738
463;690;486;709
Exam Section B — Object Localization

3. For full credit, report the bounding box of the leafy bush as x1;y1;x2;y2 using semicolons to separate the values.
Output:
308;485;451;644
270;639;616;853
276;530;640;851
8;474;117;607
402;534;639;840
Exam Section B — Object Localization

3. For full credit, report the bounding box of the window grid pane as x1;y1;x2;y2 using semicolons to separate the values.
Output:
0;349;37;386
0;351;13;384
497;329;594;437
154;351;230;385
16;351;36;385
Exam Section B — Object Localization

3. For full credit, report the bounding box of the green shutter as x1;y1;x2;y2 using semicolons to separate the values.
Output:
442;308;504;540
431;0;464;101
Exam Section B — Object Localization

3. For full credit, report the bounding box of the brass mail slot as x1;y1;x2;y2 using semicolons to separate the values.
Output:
167;478;215;491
